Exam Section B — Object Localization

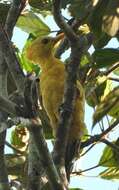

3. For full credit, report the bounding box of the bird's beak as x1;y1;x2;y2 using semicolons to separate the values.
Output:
52;33;65;47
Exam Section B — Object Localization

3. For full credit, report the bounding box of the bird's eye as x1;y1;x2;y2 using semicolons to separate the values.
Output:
41;38;49;44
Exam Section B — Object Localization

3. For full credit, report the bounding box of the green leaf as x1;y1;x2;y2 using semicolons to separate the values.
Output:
29;0;53;16
88;0;109;37
113;67;119;76
114;69;119;76
99;144;118;167
80;53;91;66
92;48;119;68
69;0;94;19
19;50;40;75
93;86;119;126
85;76;108;107
10;125;28;150
100;167;119;180
93;32;111;49
16;11;51;37
108;101;119;118
102;0;119;36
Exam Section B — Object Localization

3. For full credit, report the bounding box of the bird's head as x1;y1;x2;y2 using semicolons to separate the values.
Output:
26;33;64;65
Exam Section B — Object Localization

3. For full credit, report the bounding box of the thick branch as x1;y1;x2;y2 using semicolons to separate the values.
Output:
53;0;77;42
0;95;16;116
53;0;92;184
0;2;26;190
13;117;66;190
5;0;27;38
0;26;25;93
0;130;10;190
55;19;82;58
10;117;66;189
27;132;42;190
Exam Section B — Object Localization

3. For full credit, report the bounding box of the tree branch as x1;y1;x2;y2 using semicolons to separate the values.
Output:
4;0;27;39
72;163;100;176
108;77;119;82
0;1;27;190
27;132;42;190
0;95;19;116
55;19;82;58
12;117;66;190
53;1;77;41
0;130;10;190
81;118;119;149
53;0;92;184
102;62;119;76
0;26;25;93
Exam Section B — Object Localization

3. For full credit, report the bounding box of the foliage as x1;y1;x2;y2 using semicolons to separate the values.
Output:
16;11;51;36
99;138;119;180
0;0;119;189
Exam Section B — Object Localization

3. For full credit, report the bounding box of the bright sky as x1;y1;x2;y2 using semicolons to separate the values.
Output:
6;10;119;190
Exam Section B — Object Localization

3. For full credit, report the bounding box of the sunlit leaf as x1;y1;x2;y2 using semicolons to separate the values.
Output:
10;125;29;151
16;11;51;36
100;167;119;180
18;38;41;75
102;0;119;36
113;67;119;76
99;142;119;167
80;53;91;67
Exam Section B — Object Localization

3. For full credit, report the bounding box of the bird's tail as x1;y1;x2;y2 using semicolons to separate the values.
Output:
65;139;81;181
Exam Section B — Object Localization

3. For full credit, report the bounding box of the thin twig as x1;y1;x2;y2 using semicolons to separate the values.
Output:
81;118;119;149
72;154;116;176
108;77;119;82
72;163;100;175
102;62;119;76
80;144;95;157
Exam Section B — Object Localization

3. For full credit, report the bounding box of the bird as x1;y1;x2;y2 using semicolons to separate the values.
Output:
26;33;86;180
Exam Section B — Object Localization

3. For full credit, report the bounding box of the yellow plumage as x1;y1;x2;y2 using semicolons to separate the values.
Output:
26;34;86;177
